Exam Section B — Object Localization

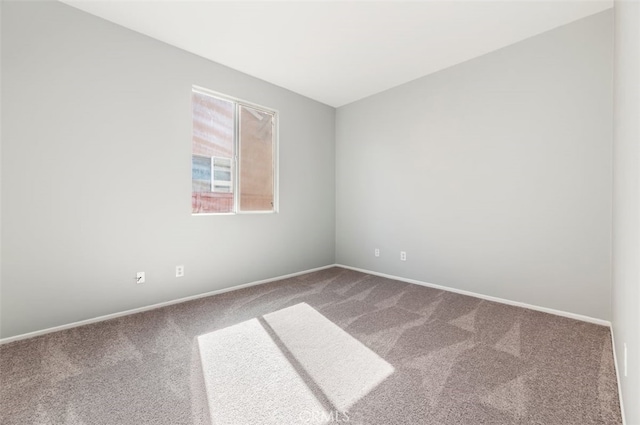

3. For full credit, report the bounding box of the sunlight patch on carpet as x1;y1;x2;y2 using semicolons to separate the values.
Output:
196;303;394;424
264;303;395;411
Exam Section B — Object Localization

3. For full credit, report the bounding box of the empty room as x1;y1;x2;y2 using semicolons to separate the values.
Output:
1;0;638;424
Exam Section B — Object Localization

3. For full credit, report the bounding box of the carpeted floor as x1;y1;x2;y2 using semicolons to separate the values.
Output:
0;267;622;424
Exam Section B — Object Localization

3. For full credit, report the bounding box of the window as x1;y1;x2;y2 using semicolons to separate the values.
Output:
192;87;277;214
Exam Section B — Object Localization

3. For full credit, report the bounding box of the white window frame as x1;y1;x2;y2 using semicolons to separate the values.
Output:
192;85;279;215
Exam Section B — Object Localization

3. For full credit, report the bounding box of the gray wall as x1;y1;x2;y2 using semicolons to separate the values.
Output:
0;0;3;340
336;11;613;320
0;1;619;342
612;1;640;423
0;0;336;339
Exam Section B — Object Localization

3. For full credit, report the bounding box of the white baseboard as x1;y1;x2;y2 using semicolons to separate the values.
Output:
1;262;611;341
336;264;611;327
610;328;627;425
0;264;336;345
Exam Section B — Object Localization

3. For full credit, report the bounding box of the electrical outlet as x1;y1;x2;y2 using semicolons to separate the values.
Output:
136;272;145;284
624;343;628;377
375;248;380;257
400;251;407;261
176;265;184;278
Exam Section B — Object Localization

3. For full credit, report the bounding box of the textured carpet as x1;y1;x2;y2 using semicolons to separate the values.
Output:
0;267;622;424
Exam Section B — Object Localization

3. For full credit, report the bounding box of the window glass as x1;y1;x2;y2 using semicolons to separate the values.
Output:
239;105;275;211
191;88;277;214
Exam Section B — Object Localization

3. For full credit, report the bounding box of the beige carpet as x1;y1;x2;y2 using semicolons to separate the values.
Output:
0;267;622;424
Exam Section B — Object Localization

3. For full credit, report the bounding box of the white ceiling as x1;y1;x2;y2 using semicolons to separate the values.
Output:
60;0;613;107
